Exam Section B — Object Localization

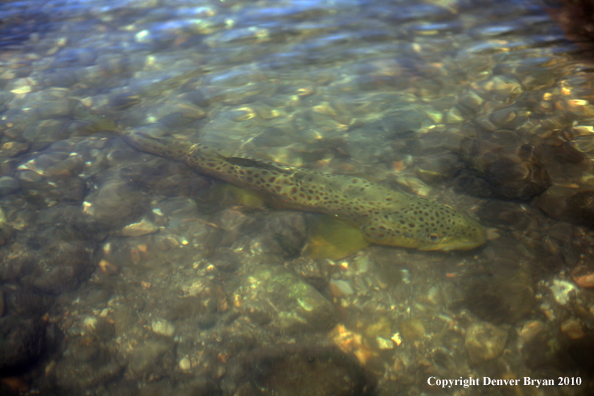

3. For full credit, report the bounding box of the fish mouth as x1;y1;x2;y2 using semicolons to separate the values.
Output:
419;241;483;251
440;239;486;251
446;235;487;251
419;231;487;251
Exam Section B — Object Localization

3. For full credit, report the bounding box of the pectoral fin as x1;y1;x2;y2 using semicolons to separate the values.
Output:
305;215;370;260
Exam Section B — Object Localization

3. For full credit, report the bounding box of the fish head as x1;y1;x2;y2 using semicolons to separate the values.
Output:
361;204;487;251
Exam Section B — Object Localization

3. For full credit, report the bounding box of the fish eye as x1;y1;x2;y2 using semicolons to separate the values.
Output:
427;233;441;242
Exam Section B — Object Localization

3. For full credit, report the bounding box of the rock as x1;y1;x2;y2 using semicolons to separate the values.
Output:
210;249;241;272
399;318;426;341
126;339;175;379
239;265;337;334
0;176;20;196
561;318;585;340
255;212;308;258
0;316;45;373
458;133;551;200
535;186;594;228
458;267;535;324
329;279;354;298
465;321;508;363
118;218;159;237
518;320;544;344
12;238;96;295
0;211;14;247
0;204;98;294
54;341;124;391
82;174;148;232
413;152;460;183
151;319;175;337
227;344;375;396
2;287;47;317
179;357;191;371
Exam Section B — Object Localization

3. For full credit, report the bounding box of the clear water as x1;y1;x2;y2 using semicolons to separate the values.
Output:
0;0;593;395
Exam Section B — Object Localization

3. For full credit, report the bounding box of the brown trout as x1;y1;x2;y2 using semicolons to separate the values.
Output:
125;132;487;251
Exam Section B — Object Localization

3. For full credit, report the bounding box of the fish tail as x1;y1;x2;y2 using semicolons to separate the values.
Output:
125;132;194;162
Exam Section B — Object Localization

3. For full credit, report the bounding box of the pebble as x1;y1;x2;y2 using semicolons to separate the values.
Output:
549;279;577;305
328;279;354;298
518;320;544;344
465;321;508;363
118;218;159;237
376;337;394;350
179;357;191;371
83;316;97;330
560;318;585;340
0;176;20;196
151;319;175;337
18;170;43;183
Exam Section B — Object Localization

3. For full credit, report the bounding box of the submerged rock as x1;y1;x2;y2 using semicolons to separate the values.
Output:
82;173;149;232
117;218;159;237
0;205;98;294
458;133;551;200
0;176;20;196
238;264;337;334
0;316;45;374
10;238;96;295
53;338;124;392
465;321;508;363
229;344;375;396
535;186;594;228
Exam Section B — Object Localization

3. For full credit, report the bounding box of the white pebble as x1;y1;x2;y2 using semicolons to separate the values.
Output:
179;357;191;371
151;319;175;337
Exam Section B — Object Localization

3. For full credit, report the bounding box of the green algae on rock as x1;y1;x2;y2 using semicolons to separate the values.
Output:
125;132;487;251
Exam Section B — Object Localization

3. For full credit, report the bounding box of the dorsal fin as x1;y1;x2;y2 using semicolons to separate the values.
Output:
226;156;291;174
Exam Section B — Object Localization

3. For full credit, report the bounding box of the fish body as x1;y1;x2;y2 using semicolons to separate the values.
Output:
125;132;487;251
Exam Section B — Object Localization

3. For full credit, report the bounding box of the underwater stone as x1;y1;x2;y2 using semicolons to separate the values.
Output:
16;239;96;295
0;176;20;196
82;175;149;231
465;321;508;363
240;264;337;334
226;344;375;396
118;218;159;237
459;136;551;200
560;318;585;340
151;319;175;337
0;316;45;372
126;338;175;380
